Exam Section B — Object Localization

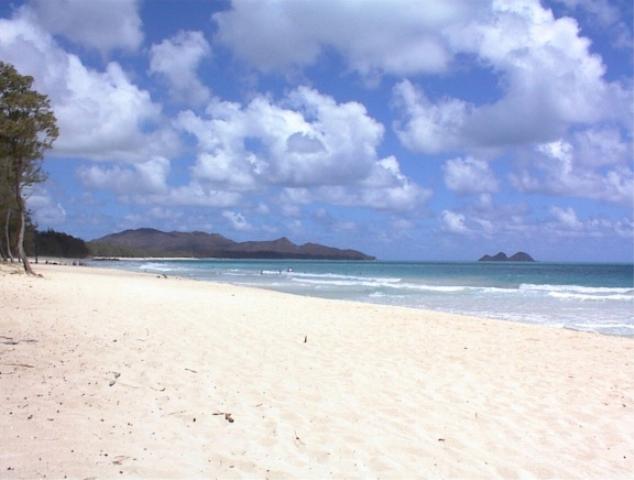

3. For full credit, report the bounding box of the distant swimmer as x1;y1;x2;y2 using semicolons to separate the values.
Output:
287;267;293;272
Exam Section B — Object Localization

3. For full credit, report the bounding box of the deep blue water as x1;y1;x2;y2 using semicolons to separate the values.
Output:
97;259;634;336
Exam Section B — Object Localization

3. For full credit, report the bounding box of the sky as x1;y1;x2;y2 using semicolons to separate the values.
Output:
0;0;632;261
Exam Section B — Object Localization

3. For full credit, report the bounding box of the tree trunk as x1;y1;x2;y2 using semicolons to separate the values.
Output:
15;183;36;275
5;208;14;262
0;213;6;261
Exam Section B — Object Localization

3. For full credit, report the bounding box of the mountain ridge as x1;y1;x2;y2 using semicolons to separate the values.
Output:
88;228;375;260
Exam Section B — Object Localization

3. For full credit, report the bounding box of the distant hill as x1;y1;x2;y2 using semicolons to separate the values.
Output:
478;251;535;262
88;228;375;260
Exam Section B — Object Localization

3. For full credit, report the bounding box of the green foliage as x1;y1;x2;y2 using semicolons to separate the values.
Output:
87;240;142;258
27;229;90;258
0;61;58;272
0;61;58;190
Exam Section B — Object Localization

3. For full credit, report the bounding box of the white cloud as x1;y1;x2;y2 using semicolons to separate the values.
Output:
572;128;630;167
393;1;630;153
443;156;498;194
550;206;583;230
214;0;631;157
148;184;242;208
551;0;632;48
441;210;469;234
510;137;634;204
149;30;211;106
222;210;252;231
213;0;477;76
176;87;430;211
438;201;633;242
29;0;143;53
279;188;309;217
26;189;67;227
546;206;633;239
0;7;176;162
317;156;431;211
77;157;170;195
392;80;469;154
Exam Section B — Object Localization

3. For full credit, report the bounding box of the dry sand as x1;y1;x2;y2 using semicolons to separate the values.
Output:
1;263;633;479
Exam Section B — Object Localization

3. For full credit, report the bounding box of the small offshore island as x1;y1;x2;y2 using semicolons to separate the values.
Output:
478;251;535;262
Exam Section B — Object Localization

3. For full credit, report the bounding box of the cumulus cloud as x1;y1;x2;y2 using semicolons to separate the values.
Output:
150;185;241;208
26;189;67;226
443;156;498;194
149;30;211;106
438;201;633;242
314;157;431;211
441;210;469;234
213;0;477;76
510;136;634;204
393;1;630;153
0;7;176;162
547;206;633;238
77;157;170;195
77;159;243;209
176;87;430;211
29;0;143;53
572;128;630;167
551;0;632;48
222;210;252;231
550;206;583;230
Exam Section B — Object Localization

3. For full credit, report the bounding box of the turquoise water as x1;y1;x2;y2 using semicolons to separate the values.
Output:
98;259;634;337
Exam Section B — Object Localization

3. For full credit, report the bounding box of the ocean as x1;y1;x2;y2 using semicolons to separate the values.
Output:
97;259;634;337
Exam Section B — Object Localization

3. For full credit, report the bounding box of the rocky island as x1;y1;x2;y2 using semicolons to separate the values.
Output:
478;251;535;262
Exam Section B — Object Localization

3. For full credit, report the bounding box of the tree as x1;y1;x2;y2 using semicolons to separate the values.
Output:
0;62;58;275
0;123;15;262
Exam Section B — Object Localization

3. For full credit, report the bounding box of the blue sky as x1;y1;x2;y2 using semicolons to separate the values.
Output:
0;0;632;261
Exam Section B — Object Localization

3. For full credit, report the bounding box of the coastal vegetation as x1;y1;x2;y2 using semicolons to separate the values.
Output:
0;61;58;274
30;229;90;259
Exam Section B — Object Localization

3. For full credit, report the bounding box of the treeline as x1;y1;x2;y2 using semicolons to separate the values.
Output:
30;229;90;258
1;217;90;260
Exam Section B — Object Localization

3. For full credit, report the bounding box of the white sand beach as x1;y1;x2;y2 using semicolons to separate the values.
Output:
1;264;633;479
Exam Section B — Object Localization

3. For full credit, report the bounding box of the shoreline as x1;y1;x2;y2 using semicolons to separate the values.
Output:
89;260;634;339
1;263;633;478
18;259;634;338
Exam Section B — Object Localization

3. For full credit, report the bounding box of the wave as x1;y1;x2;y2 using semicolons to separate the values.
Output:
289;278;513;293
290;277;464;290
137;265;634;303
519;284;634;295
548;292;634;301
287;277;634;299
289;271;402;283
572;323;634;330
139;262;174;272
